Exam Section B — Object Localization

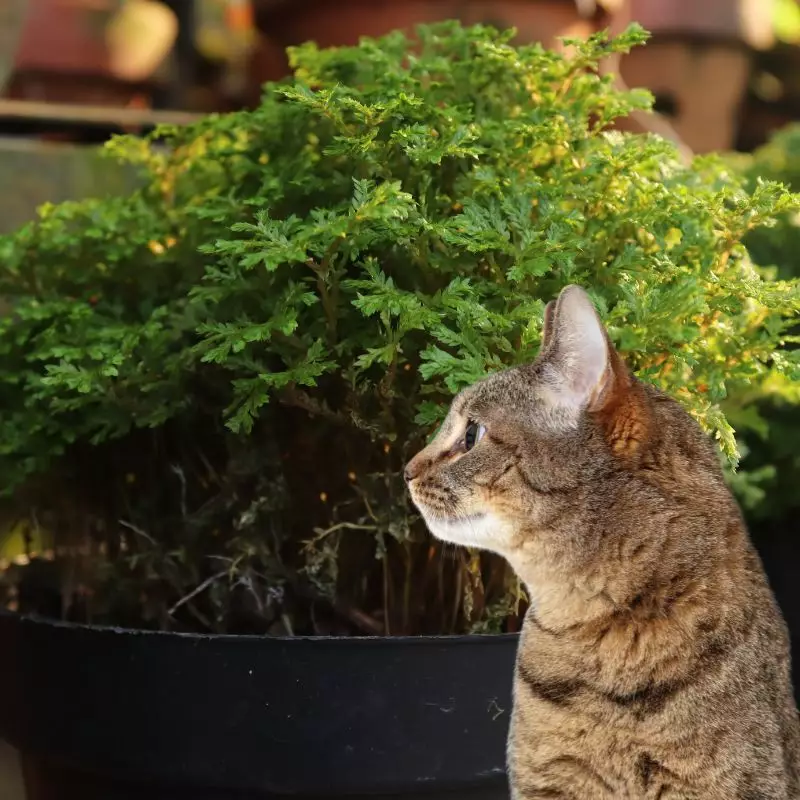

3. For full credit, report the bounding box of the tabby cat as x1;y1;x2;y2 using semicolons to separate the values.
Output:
405;285;800;799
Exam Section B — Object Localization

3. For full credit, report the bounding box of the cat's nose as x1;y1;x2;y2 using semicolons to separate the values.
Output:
404;455;423;483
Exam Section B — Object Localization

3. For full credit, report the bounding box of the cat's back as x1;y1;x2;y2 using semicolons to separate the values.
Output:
511;555;800;798
509;385;800;799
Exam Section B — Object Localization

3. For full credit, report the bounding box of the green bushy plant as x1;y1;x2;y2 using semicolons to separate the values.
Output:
722;126;800;525
1;22;799;634
738;125;800;281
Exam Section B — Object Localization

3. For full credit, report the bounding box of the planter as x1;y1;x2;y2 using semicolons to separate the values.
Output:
8;0;176;109
630;0;774;50
247;0;605;90
0;612;516;799
619;38;751;153
619;0;777;153
0;0;28;94
0;138;139;235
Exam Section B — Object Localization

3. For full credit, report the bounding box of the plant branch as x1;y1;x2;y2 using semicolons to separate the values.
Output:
167;570;228;617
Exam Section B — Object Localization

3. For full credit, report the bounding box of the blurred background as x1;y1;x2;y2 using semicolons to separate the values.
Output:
2;1;800;794
2;0;800;233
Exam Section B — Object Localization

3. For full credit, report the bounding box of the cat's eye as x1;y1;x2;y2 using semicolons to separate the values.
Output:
464;421;486;452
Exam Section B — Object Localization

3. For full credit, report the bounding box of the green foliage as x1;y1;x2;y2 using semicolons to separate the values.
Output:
1;22;799;634
720;127;800;524
736;125;800;281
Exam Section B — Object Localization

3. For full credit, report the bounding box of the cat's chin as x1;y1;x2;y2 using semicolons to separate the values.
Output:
421;510;510;552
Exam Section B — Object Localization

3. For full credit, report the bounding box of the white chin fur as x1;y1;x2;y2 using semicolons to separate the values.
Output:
422;511;510;552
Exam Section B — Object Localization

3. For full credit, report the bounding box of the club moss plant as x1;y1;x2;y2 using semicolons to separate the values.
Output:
0;22;798;634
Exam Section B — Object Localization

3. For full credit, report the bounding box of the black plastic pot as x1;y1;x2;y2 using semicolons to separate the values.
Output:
0;613;516;799
752;524;800;707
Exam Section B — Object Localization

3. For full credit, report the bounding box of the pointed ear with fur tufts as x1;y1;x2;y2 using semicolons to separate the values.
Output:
540;300;556;353
539;285;611;413
538;285;651;456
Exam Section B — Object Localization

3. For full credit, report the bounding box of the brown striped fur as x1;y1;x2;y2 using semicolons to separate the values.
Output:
405;285;800;799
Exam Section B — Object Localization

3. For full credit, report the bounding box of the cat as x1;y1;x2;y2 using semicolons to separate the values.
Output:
405;285;800;799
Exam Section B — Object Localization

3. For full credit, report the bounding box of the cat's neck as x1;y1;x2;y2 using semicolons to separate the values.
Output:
513;556;619;632
509;502;748;636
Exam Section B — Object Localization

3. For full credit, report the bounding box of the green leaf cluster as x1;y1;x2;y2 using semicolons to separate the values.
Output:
718;127;800;524
1;22;799;633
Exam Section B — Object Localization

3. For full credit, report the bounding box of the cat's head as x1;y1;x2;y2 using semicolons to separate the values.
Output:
404;285;722;579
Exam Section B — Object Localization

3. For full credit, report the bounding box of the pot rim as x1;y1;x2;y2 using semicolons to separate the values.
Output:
0;608;520;645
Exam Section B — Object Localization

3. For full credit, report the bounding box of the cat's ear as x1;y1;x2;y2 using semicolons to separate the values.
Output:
539;285;611;413
540;300;556;352
538;286;651;457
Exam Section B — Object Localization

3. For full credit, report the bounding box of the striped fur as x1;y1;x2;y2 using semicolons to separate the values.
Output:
406;286;800;799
